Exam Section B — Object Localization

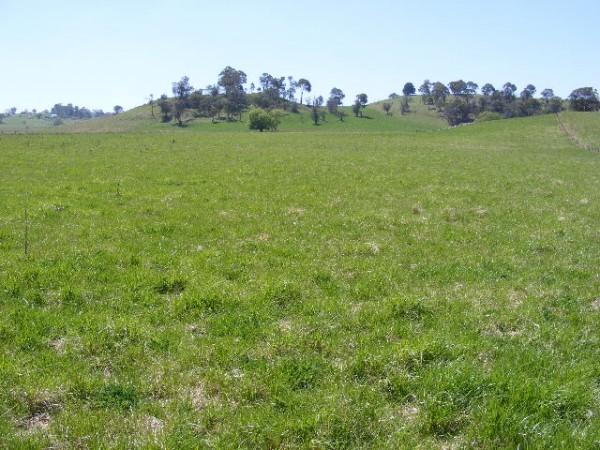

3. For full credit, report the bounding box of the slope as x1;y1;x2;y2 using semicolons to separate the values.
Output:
53;97;446;134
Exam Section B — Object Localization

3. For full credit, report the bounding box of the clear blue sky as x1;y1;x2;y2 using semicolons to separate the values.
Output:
2;0;599;112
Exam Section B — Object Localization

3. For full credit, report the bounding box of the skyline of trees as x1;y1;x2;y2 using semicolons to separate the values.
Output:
6;67;596;127
144;69;600;127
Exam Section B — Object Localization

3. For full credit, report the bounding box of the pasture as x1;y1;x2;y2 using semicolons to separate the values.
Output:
0;114;599;448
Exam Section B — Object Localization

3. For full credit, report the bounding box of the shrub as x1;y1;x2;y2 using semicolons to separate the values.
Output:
444;99;475;126
248;107;280;132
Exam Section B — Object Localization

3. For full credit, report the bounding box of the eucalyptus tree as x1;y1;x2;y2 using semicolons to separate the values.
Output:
481;83;496;96
329;87;345;106
568;87;600;111
419;79;433;104
297;78;312;104
218;66;247;120
402;82;416;96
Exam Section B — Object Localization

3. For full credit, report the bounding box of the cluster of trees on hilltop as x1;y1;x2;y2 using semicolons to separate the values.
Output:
49;103;126;119
0;104;121;124
154;67;373;128
0;105;108;124
412;80;599;126
151;66;599;129
155;67;316;127
414;80;562;126
50;103;108;119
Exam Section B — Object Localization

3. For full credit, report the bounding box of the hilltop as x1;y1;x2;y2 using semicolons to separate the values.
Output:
0;97;446;134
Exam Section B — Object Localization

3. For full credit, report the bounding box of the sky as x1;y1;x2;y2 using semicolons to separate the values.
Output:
2;0;599;113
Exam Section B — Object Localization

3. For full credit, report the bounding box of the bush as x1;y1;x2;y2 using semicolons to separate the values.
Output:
248;108;280;132
477;111;502;122
444;99;475;126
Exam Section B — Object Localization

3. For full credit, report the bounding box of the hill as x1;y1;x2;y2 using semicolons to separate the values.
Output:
4;98;600;141
1;97;446;134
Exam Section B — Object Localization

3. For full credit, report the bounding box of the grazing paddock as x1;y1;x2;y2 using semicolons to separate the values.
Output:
0;115;598;448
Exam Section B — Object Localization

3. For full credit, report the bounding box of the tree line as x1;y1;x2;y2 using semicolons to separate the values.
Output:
407;80;599;126
154;68;303;127
155;68;599;130
154;67;378;129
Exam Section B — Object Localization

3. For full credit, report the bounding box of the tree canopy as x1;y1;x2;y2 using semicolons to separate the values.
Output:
130;65;597;130
568;87;600;111
402;82;416;96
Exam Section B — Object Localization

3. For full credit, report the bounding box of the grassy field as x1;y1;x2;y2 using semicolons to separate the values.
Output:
559;111;600;151
0;114;599;448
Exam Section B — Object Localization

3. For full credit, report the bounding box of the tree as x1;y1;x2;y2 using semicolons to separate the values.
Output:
502;82;517;101
540;89;558;113
329;88;345;106
419;80;433;104
218;66;247;120
248;107;280;132
170;76;194;126
545;96;564;114
218;66;247;94
286;76;297;102
400;96;410;115
520;84;536;99
326;97;339;114
431;82;449;109
259;73;275;91
352;100;362;117
540;89;554;101
113;105;124;114
173;99;187;126
157;94;171;122
389;93;400;100
357;93;368;107
466;81;478;96
481;83;496;96
148;94;155;117
310;97;324;125
206;84;220;97
311;106;320;125
444;99;475;126
172;76;194;101
258;73;287;104
448;79;468;97
297;78;311;105
352;93;368;117
78;107;92;119
0;113;4;124
382;102;392;116
402;82;416;96
448;80;477;101
518;97;541;116
568;87;600;111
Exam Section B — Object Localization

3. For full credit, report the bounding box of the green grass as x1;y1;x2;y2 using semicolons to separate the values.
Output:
0;114;59;133
559;111;600;150
0;114;599;448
